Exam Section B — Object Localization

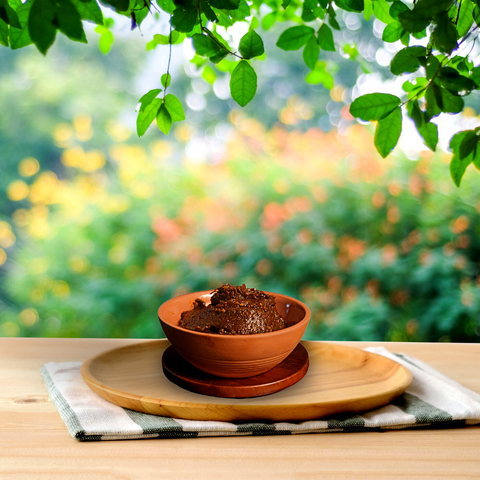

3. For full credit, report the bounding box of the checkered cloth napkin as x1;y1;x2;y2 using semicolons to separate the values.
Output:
41;347;480;441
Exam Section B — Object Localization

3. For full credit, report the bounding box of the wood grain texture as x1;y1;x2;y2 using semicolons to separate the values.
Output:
1;337;480;480
80;340;411;421
161;343;310;398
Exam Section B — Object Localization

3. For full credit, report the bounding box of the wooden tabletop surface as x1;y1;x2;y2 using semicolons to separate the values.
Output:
1;337;479;479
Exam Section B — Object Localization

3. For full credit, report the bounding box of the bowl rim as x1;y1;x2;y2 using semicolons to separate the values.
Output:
158;289;311;339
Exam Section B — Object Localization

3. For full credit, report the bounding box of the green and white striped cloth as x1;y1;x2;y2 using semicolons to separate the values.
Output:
41;347;480;441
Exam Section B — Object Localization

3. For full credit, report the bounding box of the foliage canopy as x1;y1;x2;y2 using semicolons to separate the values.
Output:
1;0;480;185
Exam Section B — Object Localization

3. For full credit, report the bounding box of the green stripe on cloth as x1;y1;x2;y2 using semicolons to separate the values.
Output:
40;366;87;440
391;392;452;423
123;409;198;438
327;415;366;431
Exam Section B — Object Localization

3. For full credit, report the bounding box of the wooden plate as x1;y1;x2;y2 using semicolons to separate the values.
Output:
80;340;412;422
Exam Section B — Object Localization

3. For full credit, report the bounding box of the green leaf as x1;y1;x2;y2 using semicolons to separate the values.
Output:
389;1;409;21
202;65;216;84
471;66;480;87
343;0;364;12
161;73;171;88
157;0;175;14
425;85;442;118
9;0;33;49
192;33;223;57
137;88;162;113
305;61;334;89
457;0;474;37
71;0;104;24
238;30;264;59
459;131;478;160
137;97;161;137
418;121;438;151
442;88;464;112
382;21;404;42
0;0;20;28
372;0;394;24
390;46;426;75
350;93;401;121
363;0;373;20
276;25;315;51
412;0;453;18
433;12;457;54
154;31;180;45
171;7;197;33
208;0;240;9
28;0;57;55
164;94;185;122
156;104;172;135
98;29;113;53
439;68;477;94
0;18;7;47
262;12;276;30
201;0;217;22
317;23;335;51
230;60;257;107
374;107;402;158
398;11;430;33
303;36;320;70
425;56;440;80
99;0;129;12
56;0;87;43
450;154;472;187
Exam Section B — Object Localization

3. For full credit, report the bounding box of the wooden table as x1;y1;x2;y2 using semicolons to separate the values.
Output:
1;338;479;479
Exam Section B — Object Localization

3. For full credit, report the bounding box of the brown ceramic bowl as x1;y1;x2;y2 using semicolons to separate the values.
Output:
158;290;310;378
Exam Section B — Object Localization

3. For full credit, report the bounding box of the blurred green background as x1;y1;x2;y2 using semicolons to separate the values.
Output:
1;12;480;343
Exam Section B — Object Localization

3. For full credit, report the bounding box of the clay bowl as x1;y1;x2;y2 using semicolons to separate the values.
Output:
158;290;311;379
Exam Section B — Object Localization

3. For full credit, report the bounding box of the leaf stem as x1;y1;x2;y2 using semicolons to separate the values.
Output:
196;0;243;60
163;21;173;101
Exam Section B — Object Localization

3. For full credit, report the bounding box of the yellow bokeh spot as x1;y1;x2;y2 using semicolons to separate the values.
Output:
53;123;74;148
13;209;31;227
330;85;345;102
7;180;29;201
83;151;106;172
73;114;93;142
0;221;11;238
463;107;476;118
19;157;40;177
30;288;44;302
0;248;6;266
0;232;15;248
69;255;90;273
19;309;39;327
0;322;20;336
101;195;130;214
105;120;132;142
150;140;173;159
174;123;193;142
62;147;105;172
109;245;128;264
31;257;48;274
29;172;59;204
53;281;70;297
62;146;84;167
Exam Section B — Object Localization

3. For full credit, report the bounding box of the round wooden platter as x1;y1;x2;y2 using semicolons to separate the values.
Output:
161;343;310;398
80;340;413;423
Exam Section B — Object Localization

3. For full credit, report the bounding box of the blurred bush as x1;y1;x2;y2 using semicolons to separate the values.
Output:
2;117;480;342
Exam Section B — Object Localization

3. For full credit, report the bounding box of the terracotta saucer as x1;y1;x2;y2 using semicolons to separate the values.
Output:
162;343;309;398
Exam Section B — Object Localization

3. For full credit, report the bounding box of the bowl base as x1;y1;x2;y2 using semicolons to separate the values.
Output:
162;343;309;399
